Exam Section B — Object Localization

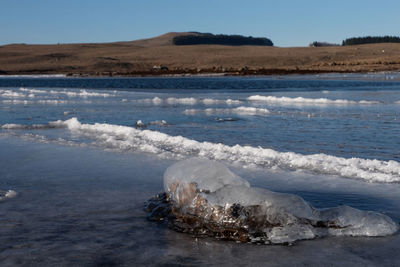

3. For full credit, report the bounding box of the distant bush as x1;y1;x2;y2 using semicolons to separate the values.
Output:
173;33;273;46
309;41;340;47
342;36;400;46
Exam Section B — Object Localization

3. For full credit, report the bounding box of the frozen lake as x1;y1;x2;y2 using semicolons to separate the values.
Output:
1;75;400;265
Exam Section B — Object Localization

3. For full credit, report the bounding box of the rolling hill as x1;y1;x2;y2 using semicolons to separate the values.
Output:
1;32;400;76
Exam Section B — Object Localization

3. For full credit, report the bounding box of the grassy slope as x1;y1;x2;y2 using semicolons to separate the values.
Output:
1;32;400;75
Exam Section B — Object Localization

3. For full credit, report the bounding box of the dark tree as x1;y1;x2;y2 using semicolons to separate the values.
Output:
309;41;339;47
342;36;400;46
173;33;273;46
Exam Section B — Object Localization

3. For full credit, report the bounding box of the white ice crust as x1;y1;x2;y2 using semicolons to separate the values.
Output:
164;158;398;243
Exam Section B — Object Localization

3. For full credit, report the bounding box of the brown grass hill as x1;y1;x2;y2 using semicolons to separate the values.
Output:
1;32;400;76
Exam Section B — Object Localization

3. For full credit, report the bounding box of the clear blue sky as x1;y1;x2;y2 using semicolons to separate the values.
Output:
1;0;400;47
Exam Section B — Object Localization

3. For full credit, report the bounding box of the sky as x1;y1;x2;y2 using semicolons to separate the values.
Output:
1;0;400;47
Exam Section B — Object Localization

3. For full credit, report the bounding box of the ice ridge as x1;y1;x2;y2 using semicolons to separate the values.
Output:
52;118;400;183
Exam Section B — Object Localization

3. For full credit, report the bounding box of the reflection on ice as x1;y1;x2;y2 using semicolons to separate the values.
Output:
147;158;398;244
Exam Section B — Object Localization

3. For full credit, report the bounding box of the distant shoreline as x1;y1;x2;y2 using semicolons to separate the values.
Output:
0;69;396;78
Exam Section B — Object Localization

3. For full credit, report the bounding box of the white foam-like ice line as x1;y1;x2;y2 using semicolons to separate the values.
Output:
184;107;270;116
137;97;163;104
53;118;400;183
202;98;241;105
1;99;82;105
19;88;47;94
248;95;380;105
2;100;32;104
138;97;241;105
48;89;114;97
137;97;197;105
37;100;70;104
0;89;32;98
209;107;270;115
166;97;197;105
2;88;114;99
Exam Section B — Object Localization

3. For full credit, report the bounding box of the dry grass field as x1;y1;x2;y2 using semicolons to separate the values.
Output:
1;32;400;76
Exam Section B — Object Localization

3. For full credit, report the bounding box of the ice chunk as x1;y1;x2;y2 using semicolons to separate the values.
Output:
148;158;398;244
135;120;146;128
164;158;250;194
0;190;17;201
317;205;399;237
152;97;163;104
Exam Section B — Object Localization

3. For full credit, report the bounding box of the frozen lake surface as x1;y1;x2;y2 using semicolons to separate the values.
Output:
1;75;400;265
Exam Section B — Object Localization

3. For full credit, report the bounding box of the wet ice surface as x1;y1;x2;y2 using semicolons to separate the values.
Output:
1;137;400;266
